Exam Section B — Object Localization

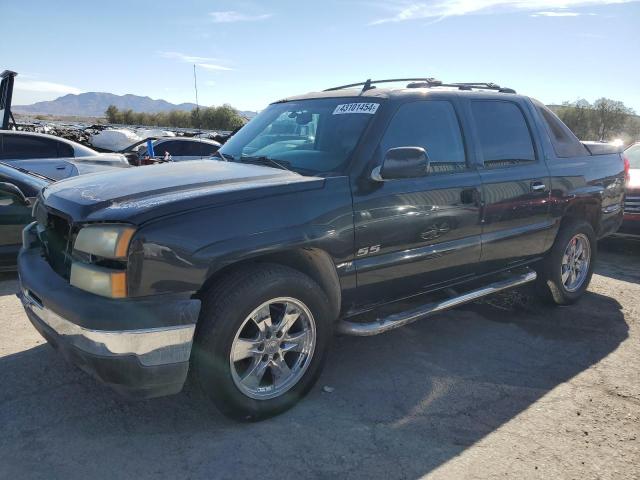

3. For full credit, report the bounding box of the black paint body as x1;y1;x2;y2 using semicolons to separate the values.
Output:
29;88;625;319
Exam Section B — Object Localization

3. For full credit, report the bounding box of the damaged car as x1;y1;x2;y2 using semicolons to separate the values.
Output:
0;130;130;180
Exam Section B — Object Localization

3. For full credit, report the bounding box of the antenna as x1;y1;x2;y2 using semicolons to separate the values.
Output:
193;64;203;147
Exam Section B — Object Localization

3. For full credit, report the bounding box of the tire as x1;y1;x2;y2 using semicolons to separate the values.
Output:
536;220;597;305
192;263;332;421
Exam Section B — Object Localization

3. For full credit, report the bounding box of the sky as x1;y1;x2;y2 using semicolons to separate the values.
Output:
2;0;639;112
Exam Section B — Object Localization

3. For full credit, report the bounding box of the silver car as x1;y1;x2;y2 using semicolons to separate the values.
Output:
0;130;129;180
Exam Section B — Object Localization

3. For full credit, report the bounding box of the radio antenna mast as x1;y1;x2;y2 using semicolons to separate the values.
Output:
193;64;202;138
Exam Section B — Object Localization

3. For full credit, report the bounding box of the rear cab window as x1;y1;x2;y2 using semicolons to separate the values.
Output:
470;101;536;168
532;100;589;158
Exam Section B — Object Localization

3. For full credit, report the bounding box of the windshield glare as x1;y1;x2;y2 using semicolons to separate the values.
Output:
219;98;380;175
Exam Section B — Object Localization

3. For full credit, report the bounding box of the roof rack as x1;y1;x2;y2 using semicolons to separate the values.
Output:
324;78;516;95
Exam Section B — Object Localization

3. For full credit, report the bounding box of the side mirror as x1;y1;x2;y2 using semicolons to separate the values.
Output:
0;182;29;206
372;147;430;181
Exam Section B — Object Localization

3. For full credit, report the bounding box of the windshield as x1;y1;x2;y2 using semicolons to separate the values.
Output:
218;98;380;175
626;144;640;169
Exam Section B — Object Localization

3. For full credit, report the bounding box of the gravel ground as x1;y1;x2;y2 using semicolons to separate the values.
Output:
0;237;638;480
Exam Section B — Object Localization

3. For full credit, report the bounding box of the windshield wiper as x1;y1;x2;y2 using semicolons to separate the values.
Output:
213;151;235;161
239;155;293;172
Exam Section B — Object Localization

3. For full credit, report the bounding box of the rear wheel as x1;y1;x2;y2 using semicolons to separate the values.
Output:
192;264;332;421
536;221;596;305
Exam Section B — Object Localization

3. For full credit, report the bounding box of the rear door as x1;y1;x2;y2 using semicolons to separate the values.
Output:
351;99;483;308
468;99;552;271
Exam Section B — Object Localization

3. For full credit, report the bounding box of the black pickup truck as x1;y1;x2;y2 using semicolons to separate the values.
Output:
17;79;625;420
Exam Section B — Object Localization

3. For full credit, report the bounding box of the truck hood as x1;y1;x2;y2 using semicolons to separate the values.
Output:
42;160;323;224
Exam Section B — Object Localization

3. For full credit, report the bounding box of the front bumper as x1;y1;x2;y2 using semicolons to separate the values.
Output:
17;234;201;399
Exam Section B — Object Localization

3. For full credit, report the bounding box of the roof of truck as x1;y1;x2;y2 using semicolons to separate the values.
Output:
274;79;526;104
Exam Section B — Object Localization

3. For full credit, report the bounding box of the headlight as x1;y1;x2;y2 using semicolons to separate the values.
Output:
73;224;135;259
70;262;127;298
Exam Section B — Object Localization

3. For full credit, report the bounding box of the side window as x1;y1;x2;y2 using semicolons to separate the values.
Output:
56;141;74;158
380;101;466;175
471;101;536;168
199;142;219;156
180;141;204;157
1;135;59;160
156;141;183;157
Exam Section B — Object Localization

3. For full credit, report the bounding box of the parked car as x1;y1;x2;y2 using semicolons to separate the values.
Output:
0;130;130;179
0;162;49;271
120;137;221;165
0;160;121;270
17;79;625;421
620;142;640;234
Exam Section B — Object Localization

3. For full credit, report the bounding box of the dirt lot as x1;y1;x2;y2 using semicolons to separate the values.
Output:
0;237;638;480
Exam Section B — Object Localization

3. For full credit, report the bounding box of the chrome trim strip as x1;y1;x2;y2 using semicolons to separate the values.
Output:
21;221;38;250
336;269;537;336
354;234;481;273
602;203;622;214
481;219;555;245
19;290;195;366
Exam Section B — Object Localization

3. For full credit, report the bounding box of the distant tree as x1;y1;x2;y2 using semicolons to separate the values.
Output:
104;104;246;130
105;105;119;123
556;98;637;142
628;117;640;143
557;99;593;140
592;98;634;141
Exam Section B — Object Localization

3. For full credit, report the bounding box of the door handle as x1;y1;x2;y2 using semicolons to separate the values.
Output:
56;165;66;170
530;181;546;192
460;188;480;205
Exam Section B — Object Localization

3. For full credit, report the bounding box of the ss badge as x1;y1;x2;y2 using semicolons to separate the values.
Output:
357;245;381;257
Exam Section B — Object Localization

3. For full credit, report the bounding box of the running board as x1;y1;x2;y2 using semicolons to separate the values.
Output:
336;269;537;336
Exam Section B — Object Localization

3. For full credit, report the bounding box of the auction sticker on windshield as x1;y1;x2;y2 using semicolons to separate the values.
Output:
333;103;380;115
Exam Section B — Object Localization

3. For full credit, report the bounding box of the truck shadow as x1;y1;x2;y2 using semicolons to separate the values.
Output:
0;272;18;296
0;288;628;479
597;235;640;284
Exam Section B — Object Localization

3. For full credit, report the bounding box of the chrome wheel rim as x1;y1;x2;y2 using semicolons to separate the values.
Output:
229;297;316;400
561;233;591;292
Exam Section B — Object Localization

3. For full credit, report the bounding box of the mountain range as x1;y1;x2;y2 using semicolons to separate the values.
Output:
13;92;257;119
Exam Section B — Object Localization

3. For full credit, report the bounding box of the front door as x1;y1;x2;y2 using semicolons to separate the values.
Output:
351;100;483;309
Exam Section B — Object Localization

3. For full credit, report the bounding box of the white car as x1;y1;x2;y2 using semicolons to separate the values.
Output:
0;130;129;180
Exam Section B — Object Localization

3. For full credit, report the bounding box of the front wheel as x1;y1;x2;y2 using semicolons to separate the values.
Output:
192;264;332;421
536;221;596;305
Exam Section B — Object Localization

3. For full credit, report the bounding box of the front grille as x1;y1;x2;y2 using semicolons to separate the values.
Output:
35;201;76;279
625;189;640;214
